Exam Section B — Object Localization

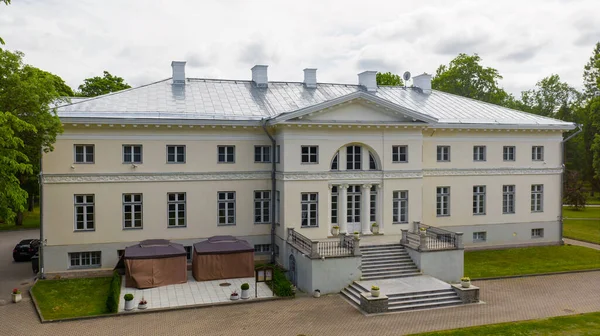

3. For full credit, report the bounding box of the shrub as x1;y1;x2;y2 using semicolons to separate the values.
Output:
105;271;122;313
256;264;294;297
461;276;471;281
241;283;250;290
124;293;134;301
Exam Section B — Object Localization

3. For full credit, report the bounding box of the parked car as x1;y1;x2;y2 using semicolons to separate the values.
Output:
13;239;40;262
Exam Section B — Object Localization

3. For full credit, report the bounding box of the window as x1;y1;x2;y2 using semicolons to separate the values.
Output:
74;145;94;163
473;232;487;243
532;146;544;161
254;244;271;253
69;251;101;268
347;185;361;223
167;145;186;163
503;146;515;161
370;185;377;221
331;152;339;170
167;193;186;227
331;186;338;224
503;185;515;214
531;184;544;212
436;187;450;216
369;153;377;170
74;195;95;231
437;146;450;162
392;145;408;163
346;145;362;170
123;194;142;229
393;191;408;223
531;228;544;238
473;146;486;161
275;145;280;163
218;146;235;163
123;145;142;163
301;146;318;164
254;145;271;163
184;246;192;261
301;193;318;227
218;191;236;225
275;190;281;224
254;191;270;224
473;186;486;215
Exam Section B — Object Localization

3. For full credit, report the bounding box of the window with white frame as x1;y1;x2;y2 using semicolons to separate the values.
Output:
123;145;142;163
167;193;186;227
437;146;450;162
69;251;101;268
218;191;236;225
331;186;338;224
346;145;362;170
74;144;94;163
218;146;235;163
531;228;544;238
392;145;408;163
123;194;142;229
436;187;450;216
301;193;318;227
254;145;271;163
369;153;378;170
473;186;486;215
503;185;515;214
254;191;270;224
370;185;377;221
254;244;271;253
531;184;543;212
74;195;95;231
331;152;339;170
275;190;281;224
473;146;486;161
473;232;487;242
532;146;544;161
301;146;318;164
503;146;516;161
167;145;186;163
393;190;408;223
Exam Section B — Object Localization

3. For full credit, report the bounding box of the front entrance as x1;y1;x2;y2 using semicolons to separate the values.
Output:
347;185;361;233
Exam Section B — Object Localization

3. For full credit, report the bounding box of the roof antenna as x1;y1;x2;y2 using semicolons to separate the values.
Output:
403;71;411;90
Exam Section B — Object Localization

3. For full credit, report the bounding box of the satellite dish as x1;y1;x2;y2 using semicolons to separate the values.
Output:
403;71;411;81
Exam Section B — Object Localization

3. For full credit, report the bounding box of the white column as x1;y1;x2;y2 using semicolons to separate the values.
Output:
361;146;370;170
339;146;347;171
361;184;372;234
376;184;384;234
339;184;348;234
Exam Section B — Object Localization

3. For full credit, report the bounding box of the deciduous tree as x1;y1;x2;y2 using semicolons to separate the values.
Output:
563;170;587;209
76;71;131;97
519;74;581;118
376;72;404;86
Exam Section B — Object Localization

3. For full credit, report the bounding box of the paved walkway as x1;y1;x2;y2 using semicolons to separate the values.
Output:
1;271;600;336
564;238;600;250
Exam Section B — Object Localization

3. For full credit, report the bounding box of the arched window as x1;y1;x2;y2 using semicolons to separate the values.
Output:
331;152;339;170
369;152;377;170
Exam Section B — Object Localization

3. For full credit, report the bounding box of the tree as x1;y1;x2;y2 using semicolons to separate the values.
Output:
432;53;513;106
76;71;131;97
0;0;10;45
519;74;581;118
376;72;404;86
589;97;600;182
582;44;600;192
583;42;600;98
563;170;587;210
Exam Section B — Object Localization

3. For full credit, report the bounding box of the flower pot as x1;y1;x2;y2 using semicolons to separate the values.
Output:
124;299;135;311
138;303;147;310
353;233;360;240
419;230;427;237
241;289;250;299
331;227;340;236
371;289;380;297
313;290;321;298
461;280;471;288
371;226;379;234
230;294;239;301
11;293;22;303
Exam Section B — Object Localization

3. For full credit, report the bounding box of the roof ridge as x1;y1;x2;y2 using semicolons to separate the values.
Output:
186;77;360;87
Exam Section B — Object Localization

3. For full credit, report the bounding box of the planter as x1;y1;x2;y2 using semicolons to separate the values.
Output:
11;293;22;303
419;230;427;237
371;289;380;297
230;294;239;301
331;227;340;236
353;232;360;240
138;303;147;310
313;290;321;298
371;226;379;234
124;299;135;311
241;289;250;299
461;280;471;288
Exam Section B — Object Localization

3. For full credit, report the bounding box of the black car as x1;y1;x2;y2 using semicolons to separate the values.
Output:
13;239;40;262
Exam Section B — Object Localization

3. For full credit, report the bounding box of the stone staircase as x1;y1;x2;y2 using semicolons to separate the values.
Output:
360;243;421;280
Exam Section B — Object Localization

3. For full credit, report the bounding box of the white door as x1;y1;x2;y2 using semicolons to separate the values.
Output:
347;185;361;233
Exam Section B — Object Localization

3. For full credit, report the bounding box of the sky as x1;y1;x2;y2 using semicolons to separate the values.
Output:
1;0;599;96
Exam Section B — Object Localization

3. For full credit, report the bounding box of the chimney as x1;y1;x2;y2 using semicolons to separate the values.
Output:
303;68;317;88
358;71;377;92
171;61;186;84
251;65;268;87
413;73;432;94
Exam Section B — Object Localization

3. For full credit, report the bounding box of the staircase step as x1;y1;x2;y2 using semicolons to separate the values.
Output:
361;251;409;257
361;247;406;253
389;294;459;305
361;256;413;263
341;289;360;306
361;264;418;271
388;299;463;311
362;269;420;276
361;243;403;249
387;289;453;298
346;284;365;296
361;272;422;280
362;255;410;262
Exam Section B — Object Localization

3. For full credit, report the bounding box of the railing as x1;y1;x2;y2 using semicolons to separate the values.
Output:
287;228;358;259
317;239;353;257
401;222;463;251
287;228;312;255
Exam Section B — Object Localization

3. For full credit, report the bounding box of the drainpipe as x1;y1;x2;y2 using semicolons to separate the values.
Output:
38;148;45;279
559;124;582;243
261;119;277;264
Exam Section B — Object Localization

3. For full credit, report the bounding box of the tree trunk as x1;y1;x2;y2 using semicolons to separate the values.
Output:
15;211;24;226
28;193;35;212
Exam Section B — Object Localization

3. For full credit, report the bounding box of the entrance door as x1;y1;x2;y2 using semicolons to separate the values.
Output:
288;255;297;286
347;185;361;233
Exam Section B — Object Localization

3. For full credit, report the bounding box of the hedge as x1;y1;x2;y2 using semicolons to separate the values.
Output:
256;264;294;297
105;271;122;313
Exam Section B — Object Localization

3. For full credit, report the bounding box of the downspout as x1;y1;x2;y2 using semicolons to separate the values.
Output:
559;124;582;243
261;119;277;264
38;148;45;279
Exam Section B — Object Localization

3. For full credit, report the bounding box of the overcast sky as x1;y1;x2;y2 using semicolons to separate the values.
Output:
1;0;598;96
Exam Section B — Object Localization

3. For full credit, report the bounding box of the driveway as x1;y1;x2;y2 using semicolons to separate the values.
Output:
0;230;39;302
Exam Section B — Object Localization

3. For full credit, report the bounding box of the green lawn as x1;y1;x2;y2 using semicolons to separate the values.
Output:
31;277;113;320
564;219;600;244
563;206;600;219
0;206;40;231
408;312;600;335
464;245;600;279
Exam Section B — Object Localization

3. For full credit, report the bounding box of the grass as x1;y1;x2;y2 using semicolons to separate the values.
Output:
584;191;600;205
564;219;600;244
0;206;40;231
563;206;600;219
31;277;113;320
408;311;600;335
464;245;600;279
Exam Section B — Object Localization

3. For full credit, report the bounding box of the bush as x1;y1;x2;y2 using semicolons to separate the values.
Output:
124;293;134;301
105;271;121;313
256;264;294;297
241;283;250;290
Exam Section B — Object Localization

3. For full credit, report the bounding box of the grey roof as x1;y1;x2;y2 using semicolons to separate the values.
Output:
54;78;574;129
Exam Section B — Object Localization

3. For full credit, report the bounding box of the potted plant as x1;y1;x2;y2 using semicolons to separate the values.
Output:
371;223;379;234
313;289;321;298
461;277;471;288
331;225;340;236
124;293;135;311
240;283;250;299
230;290;239;300
353;231;360;240
11;288;21;303
419;227;427;236
371;285;380;297
138;297;147;309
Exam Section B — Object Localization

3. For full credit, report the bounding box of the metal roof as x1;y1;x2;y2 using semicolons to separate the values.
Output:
54;78;575;129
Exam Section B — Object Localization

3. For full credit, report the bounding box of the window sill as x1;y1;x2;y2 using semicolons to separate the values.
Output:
217;162;236;164
502;212;516;215
436;215;451;217
217;224;236;226
301;162;319;165
73;162;95;165
74;229;95;232
300;226;319;228
123;162;143;165
392;222;409;225
123;227;143;230
472;240;487;243
254;222;270;225
166;162;186;164
167;225;187;228
68;265;101;270
392;161;409;164
531;211;544;213
473;213;486;216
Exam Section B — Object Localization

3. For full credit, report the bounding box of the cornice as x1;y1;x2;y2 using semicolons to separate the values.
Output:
422;167;563;176
43;171;271;184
